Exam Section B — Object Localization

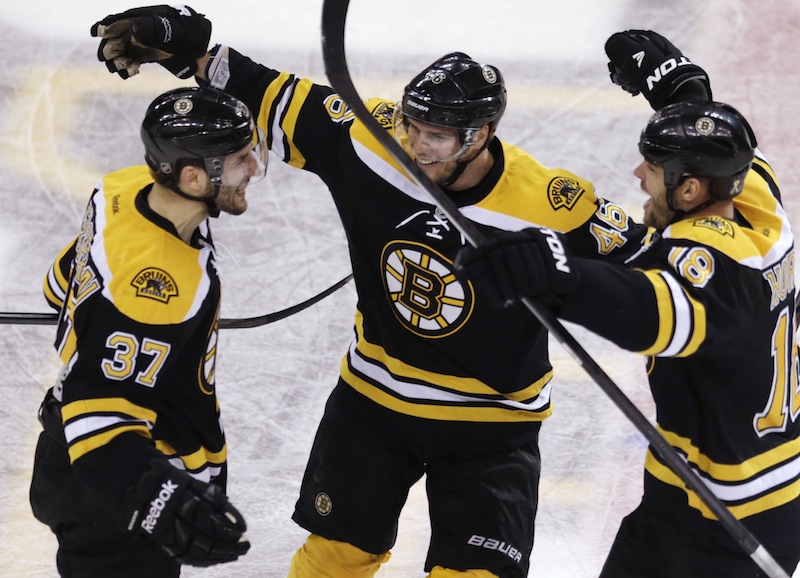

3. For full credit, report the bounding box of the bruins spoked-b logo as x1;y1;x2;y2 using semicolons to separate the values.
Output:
131;268;179;303
381;241;474;338
315;492;332;517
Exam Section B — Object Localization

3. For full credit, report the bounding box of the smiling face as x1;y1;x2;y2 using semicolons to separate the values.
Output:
394;116;490;188
404;118;464;186
633;159;675;230
209;143;264;215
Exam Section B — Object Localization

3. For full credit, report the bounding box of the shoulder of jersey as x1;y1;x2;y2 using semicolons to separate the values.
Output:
95;166;215;325
477;142;598;227
666;216;762;264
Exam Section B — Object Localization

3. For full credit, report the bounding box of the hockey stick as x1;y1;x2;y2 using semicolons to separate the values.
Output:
0;273;353;330
319;3;789;577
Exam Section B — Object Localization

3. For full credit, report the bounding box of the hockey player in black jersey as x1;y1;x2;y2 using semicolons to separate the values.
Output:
457;33;800;578
85;7;685;578
30;86;267;576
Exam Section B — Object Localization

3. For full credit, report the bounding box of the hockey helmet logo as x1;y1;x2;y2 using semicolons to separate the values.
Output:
173;97;193;115
695;116;716;136
481;65;498;84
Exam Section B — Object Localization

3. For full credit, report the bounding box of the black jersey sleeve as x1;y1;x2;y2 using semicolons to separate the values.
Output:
557;257;662;351
72;431;165;513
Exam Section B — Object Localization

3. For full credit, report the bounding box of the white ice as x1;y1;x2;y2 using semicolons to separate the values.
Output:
1;1;799;577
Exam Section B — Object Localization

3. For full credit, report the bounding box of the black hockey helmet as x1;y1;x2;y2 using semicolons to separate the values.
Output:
639;101;755;201
398;52;507;144
141;86;264;185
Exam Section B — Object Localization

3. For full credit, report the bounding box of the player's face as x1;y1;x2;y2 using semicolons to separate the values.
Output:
634;159;675;230
401;118;466;185
214;142;265;216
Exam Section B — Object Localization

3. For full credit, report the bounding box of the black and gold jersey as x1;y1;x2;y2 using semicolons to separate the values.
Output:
559;149;800;535
216;49;648;449
44;165;226;500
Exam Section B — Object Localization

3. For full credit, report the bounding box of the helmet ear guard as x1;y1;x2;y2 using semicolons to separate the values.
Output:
639;101;754;202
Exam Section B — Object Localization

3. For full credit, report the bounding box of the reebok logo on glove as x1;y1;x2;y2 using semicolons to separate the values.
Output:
141;479;179;534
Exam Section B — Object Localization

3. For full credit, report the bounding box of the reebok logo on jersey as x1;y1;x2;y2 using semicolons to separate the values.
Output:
141;479;179;534
467;535;523;563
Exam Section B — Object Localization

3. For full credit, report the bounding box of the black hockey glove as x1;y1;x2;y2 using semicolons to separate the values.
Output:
454;228;579;309
605;29;711;110
121;460;249;567
91;5;211;79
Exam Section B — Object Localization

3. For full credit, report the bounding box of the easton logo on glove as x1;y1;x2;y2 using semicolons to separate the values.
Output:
605;29;712;110
643;56;698;93
141;479;179;533
540;228;571;274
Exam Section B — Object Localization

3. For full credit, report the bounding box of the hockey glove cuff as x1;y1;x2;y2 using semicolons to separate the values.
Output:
454;227;579;309
121;460;249;567
91;5;212;79
605;29;712;110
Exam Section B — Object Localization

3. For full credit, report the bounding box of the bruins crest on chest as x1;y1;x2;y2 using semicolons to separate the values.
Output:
381;240;474;338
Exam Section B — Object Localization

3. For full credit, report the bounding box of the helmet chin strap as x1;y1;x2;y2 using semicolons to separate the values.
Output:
665;176;716;225
441;136;492;190
167;157;226;218
168;182;222;218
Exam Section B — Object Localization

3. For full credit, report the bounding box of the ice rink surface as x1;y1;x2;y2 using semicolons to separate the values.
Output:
1;1;799;576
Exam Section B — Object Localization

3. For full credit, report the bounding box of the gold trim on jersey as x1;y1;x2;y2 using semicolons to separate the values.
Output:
155;440;227;473
61;397;157;423
635;270;706;358
281;77;313;168
340;310;554;422
645;425;800;520
62;397;157;462
43;240;74;310
257;72;313;169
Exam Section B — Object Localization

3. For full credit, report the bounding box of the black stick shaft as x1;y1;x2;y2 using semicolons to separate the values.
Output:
0;274;353;330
